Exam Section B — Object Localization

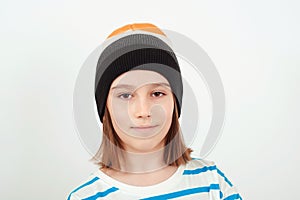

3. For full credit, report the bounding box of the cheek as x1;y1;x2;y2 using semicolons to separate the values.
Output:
159;98;174;122
151;101;174;136
109;101;131;131
163;103;174;128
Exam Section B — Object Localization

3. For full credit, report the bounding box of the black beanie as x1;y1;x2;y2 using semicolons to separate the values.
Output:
94;32;183;123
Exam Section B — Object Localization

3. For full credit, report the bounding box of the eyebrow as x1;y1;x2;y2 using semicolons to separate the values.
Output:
111;82;171;90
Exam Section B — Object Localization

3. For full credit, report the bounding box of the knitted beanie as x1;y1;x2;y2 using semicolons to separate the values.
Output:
94;23;183;123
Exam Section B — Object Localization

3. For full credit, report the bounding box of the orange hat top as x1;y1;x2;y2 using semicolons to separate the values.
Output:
106;23;166;39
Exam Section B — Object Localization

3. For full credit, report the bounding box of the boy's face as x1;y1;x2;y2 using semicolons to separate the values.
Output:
106;70;174;153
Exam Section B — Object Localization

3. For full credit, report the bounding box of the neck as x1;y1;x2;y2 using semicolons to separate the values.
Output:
118;148;168;174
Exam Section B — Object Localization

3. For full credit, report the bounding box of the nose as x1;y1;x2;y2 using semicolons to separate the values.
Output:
133;96;152;119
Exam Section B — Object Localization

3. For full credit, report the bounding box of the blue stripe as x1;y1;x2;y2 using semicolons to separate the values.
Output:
191;157;202;160
67;177;100;200
183;165;233;187
140;184;220;200
223;193;242;200
216;168;233;187
82;187;119;200
183;165;217;175
220;190;223;199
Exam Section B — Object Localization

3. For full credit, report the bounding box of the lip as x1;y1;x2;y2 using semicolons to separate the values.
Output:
131;125;158;129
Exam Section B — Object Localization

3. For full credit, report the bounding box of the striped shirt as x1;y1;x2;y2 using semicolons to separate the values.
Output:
67;158;242;200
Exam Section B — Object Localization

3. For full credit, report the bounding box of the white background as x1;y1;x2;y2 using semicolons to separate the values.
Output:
1;0;299;199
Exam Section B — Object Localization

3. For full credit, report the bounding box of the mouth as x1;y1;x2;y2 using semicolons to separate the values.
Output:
129;125;160;137
131;125;159;130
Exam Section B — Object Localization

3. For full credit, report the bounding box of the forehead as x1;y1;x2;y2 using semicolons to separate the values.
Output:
111;70;170;88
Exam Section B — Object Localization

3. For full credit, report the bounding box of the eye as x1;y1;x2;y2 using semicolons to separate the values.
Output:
118;93;133;100
152;91;166;97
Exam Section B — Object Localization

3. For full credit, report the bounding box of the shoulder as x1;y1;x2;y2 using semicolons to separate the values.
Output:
66;173;101;200
185;157;243;199
66;171;116;200
185;157;216;168
184;158;232;186
187;158;233;187
183;157;218;174
182;157;219;180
